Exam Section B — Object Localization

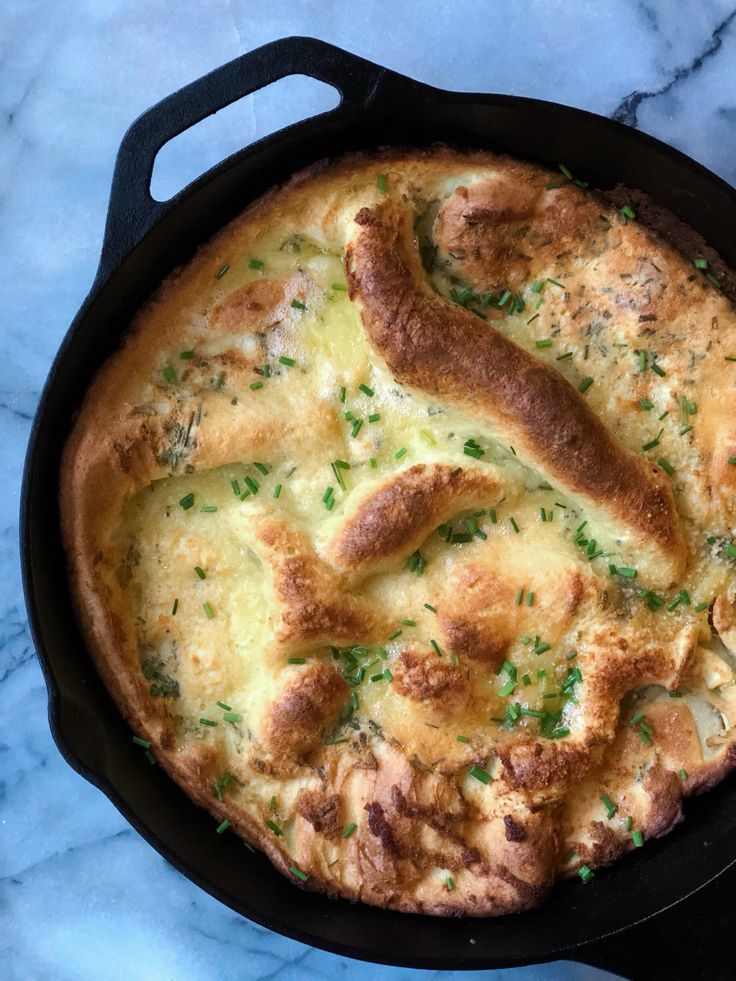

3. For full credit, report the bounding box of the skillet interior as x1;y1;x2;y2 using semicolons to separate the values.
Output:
21;37;736;969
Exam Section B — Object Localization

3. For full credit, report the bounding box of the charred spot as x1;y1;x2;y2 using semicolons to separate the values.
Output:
295;790;342;839
365;800;400;856
503;815;527;842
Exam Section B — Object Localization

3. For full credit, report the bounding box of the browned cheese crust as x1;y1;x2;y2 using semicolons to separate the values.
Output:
61;147;736;915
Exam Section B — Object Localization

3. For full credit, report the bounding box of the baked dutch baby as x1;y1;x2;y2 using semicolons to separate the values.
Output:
62;148;736;915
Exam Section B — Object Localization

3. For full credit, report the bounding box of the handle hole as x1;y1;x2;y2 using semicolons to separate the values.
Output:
150;75;340;202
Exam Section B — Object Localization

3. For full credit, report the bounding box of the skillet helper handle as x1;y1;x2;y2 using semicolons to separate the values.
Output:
99;36;428;276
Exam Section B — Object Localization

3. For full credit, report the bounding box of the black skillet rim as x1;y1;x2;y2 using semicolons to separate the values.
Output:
20;36;736;971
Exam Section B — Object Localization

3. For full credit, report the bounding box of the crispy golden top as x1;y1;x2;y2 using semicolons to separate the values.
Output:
61;148;736;915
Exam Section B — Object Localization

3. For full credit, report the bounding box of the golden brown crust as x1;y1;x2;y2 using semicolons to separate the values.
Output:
59;145;736;917
327;462;506;572
345;197;685;588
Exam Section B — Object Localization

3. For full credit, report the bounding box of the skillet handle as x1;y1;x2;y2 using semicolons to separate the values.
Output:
99;36;430;276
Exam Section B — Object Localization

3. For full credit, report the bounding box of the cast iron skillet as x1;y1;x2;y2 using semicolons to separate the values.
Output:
21;36;736;972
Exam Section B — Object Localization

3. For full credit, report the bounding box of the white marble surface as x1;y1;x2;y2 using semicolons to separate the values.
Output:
3;0;736;977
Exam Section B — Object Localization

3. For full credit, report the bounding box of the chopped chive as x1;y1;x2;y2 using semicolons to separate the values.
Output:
332;282;347;291
707;273;722;289
132;735;151;749
578;865;594;884
725;543;736;559
631;829;644;848
430;639;443;658
244;476;259;495
331;462;346;491
678;769;688;780
526;591;535;607
547;278;565;289
468;764;491;784
203;602;214;619
657;458;675;476
231;479;241;497
601;794;617;819
445;876;455;891
578;376;594;393
515;587;524;606
215;370;225;388
728;457;736;465
248;257;265;270
651;362;665;377
171;598;179;616
510;517;520;534
368;412;381;422
223;711;242;723
534;642;551;655
290;299;307;312
456;735;470;743
179;350;195;360
556;351;573;361
383;668;393;682
394;447;407;459
369;457;377;469
377;173;388;193
359;383;374;397
342;822;357;839
621;204;636;220
499;680;516;697
693;258;708;269
199;718;217;727
249;381;264;390
266;819;283;836
279;355;297;366
424;603;437;613
273;483;282;499
288;657;306;665
194;566;206;580
216;264;229;279
489;509;497;524
290;865;309;881
216;819;230;834
200;505;217;513
179;492;195;510
351;418;363;438
695;601;710;612
387;629;402;641
559;163;573;180
536;339;553;349
527;313;540;324
640;398;653;410
617;567;638;578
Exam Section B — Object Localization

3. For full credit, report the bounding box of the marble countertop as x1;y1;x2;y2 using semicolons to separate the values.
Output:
3;1;736;977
